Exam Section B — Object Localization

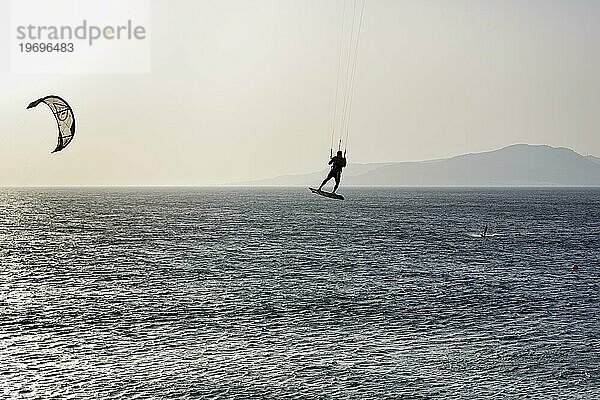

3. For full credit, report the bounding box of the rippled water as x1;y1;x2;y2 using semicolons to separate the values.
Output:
1;188;599;399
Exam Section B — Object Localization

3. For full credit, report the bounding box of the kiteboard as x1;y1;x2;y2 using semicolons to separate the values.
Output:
309;187;345;201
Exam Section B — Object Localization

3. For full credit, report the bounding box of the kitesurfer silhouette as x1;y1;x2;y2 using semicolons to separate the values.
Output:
481;224;488;238
318;150;347;193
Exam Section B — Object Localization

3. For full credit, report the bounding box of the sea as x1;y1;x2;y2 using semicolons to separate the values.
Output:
0;187;599;399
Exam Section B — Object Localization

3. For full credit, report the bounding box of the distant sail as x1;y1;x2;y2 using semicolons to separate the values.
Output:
27;95;76;153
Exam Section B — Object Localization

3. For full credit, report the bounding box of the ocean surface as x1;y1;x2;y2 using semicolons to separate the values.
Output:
1;187;599;399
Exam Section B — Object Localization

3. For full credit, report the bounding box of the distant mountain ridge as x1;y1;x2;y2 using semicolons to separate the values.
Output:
240;144;600;187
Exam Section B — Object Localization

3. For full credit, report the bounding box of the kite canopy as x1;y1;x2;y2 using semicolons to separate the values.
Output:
27;95;76;153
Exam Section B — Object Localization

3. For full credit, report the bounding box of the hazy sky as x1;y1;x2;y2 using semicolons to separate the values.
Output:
1;0;600;186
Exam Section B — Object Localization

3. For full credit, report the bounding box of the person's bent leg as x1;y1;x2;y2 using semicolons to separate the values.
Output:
333;174;341;193
318;176;331;190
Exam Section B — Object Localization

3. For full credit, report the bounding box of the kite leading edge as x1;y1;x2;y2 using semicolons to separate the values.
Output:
27;95;76;153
